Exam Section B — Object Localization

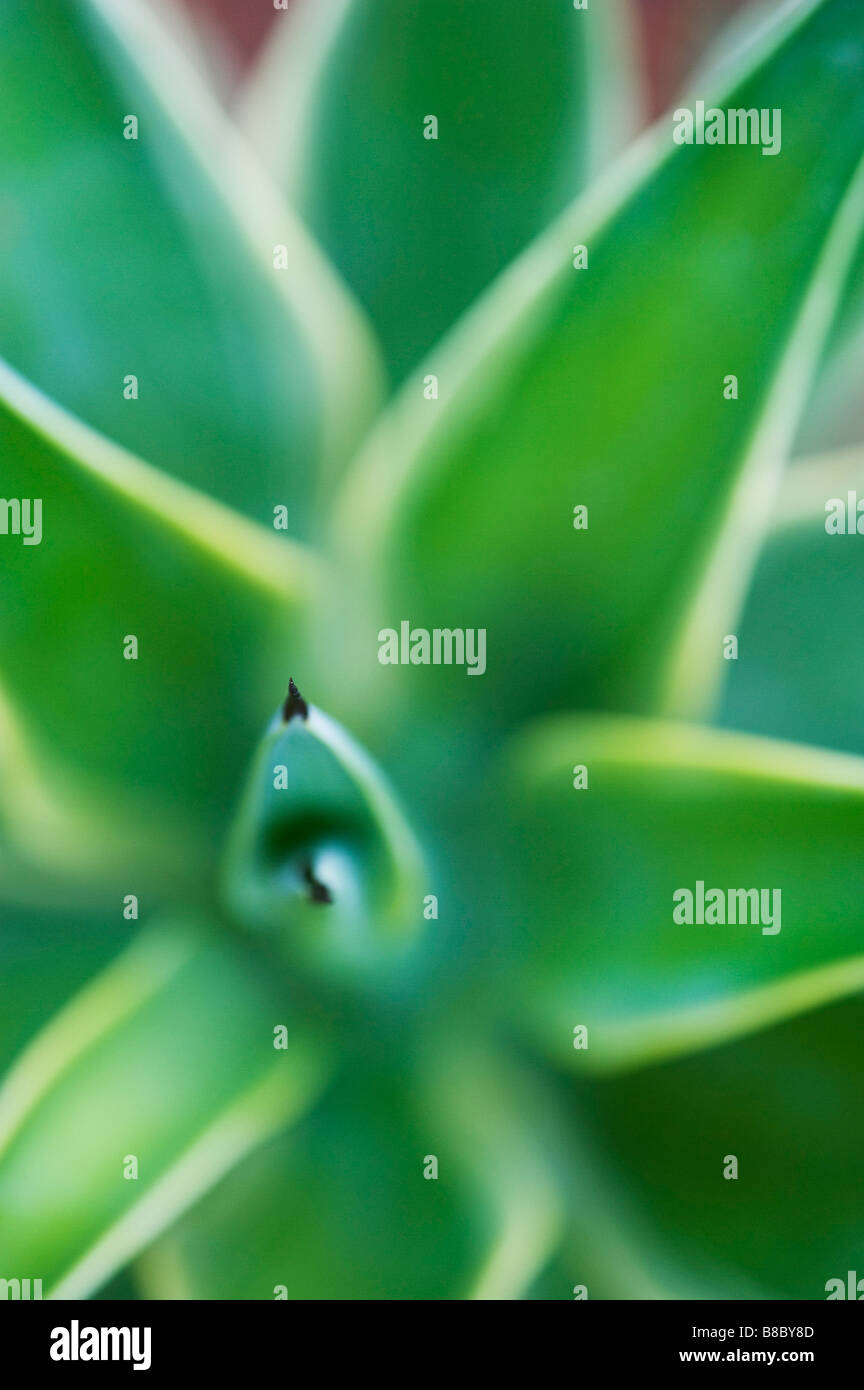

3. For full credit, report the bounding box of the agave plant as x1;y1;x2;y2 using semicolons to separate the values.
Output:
1;0;864;1301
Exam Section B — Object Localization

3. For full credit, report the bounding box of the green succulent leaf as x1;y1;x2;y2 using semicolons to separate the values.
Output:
795;239;864;456
140;1045;560;1300
718;448;864;756
0;359;318;882
0;897;128;1078
583;993;864;1298
0;0;382;530
0;922;328;1299
0;682;153;894
223;683;428;989
247;0;639;381
333;0;864;735
496;711;864;1073
705;11;864;464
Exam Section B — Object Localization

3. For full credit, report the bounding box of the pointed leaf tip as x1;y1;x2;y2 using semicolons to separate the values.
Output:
223;699;427;989
283;678;309;723
302;860;333;906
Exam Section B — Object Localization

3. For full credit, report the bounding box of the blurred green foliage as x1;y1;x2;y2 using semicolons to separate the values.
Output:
1;0;864;1300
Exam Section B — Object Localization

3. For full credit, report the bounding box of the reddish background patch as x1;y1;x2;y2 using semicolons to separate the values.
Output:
180;0;754;115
